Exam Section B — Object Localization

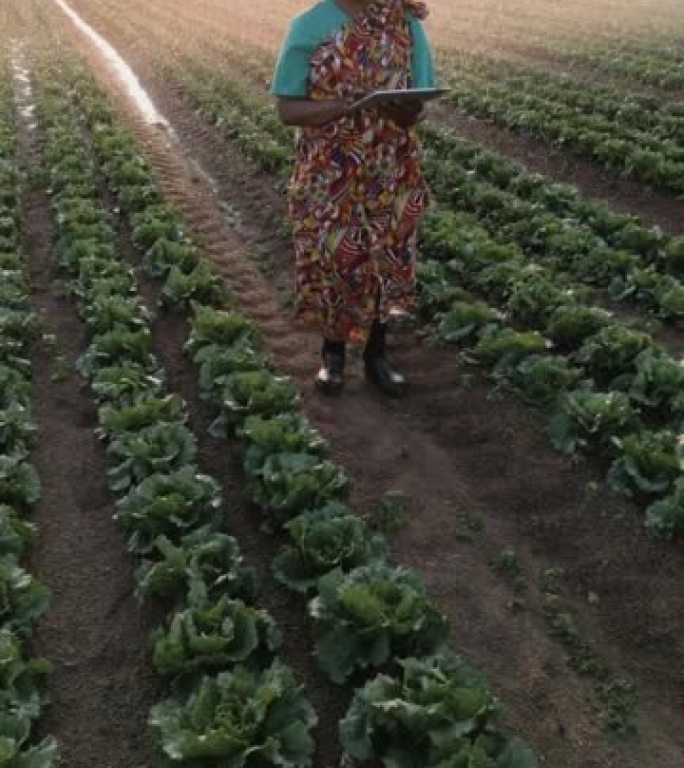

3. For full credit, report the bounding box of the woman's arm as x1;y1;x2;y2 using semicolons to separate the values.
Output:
276;96;352;127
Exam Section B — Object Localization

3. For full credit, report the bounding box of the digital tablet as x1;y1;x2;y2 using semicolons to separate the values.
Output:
351;87;450;112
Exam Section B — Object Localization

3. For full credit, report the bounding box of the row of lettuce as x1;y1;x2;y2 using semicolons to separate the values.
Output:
157;61;684;539
36;55;542;766
438;53;684;194
556;43;684;91
0;70;59;765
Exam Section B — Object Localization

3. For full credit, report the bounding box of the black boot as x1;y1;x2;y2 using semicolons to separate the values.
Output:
363;321;408;398
315;339;346;395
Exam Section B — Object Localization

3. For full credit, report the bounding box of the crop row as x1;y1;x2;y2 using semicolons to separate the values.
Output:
440;53;684;141
54;54;543;764
0;68;58;766
439;63;684;193
421;126;684;321
34;68;321;767
158;65;684;539
561;46;684;90
418;213;684;530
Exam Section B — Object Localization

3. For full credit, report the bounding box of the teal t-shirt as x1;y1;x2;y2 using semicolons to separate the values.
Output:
271;0;436;97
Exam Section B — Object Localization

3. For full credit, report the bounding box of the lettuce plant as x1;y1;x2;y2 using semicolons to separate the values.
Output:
81;295;152;336
116;468;223;553
97;395;186;442
161;263;226;309
548;389;638;455
0;403;36;452
195;342;266;402
153;596;280;678
135;526;255;605
91;363;165;406
544;304;611;350
0;556;50;634
240;413;327;480
646;479;684;540
472;328;549;370
131;205;181;249
273;505;387;593
340;654;538;768
247;453;350;531
309;564;449;683
0;628;57;767
0;453;41;510
148;661;316;767
106;421;198;493
77;329;157;378
186;305;254;355
629;350;684;414
0;365;30;409
499;355;582;406
577;325;655;388
437;301;501;344
0;505;35;558
608;430;683;497
209;372;298;436
0;307;39;344
143;238;199;278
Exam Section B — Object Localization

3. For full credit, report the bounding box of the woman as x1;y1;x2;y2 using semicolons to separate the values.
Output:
272;0;435;396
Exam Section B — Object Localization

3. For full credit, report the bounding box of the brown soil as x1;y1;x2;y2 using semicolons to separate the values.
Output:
18;80;160;767
50;13;684;768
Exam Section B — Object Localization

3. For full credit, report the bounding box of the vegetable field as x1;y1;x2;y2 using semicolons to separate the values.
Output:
0;1;683;768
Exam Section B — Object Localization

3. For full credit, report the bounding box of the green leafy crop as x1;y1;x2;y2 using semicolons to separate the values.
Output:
340;654;537;768
273;505;387;593
148;661;316;768
247;453;350;531
646;479;684;540
153;596;280;678
116;468;223;553
549;389;638;455
209;372;298;436
136;526;255;605
608;430;683;498
106;421;198;493
309;564;449;683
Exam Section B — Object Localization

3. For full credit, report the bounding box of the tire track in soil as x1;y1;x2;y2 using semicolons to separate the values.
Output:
18;68;160;768
55;12;684;768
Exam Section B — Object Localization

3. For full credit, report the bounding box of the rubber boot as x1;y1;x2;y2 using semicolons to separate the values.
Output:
315;339;346;395
363;321;408;398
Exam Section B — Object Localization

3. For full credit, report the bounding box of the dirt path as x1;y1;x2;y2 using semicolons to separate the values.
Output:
17;57;159;768
41;5;684;767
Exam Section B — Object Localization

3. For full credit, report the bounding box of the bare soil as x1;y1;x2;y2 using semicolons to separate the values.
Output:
49;11;684;768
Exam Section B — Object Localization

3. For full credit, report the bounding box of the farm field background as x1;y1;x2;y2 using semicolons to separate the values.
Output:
0;1;683;768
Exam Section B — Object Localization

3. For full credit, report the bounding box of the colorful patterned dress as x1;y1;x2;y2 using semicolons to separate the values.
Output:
272;0;435;342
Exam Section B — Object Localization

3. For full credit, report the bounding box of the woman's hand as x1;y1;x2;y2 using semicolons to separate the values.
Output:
380;98;425;128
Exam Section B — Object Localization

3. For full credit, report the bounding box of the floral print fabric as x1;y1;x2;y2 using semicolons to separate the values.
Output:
289;0;431;342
